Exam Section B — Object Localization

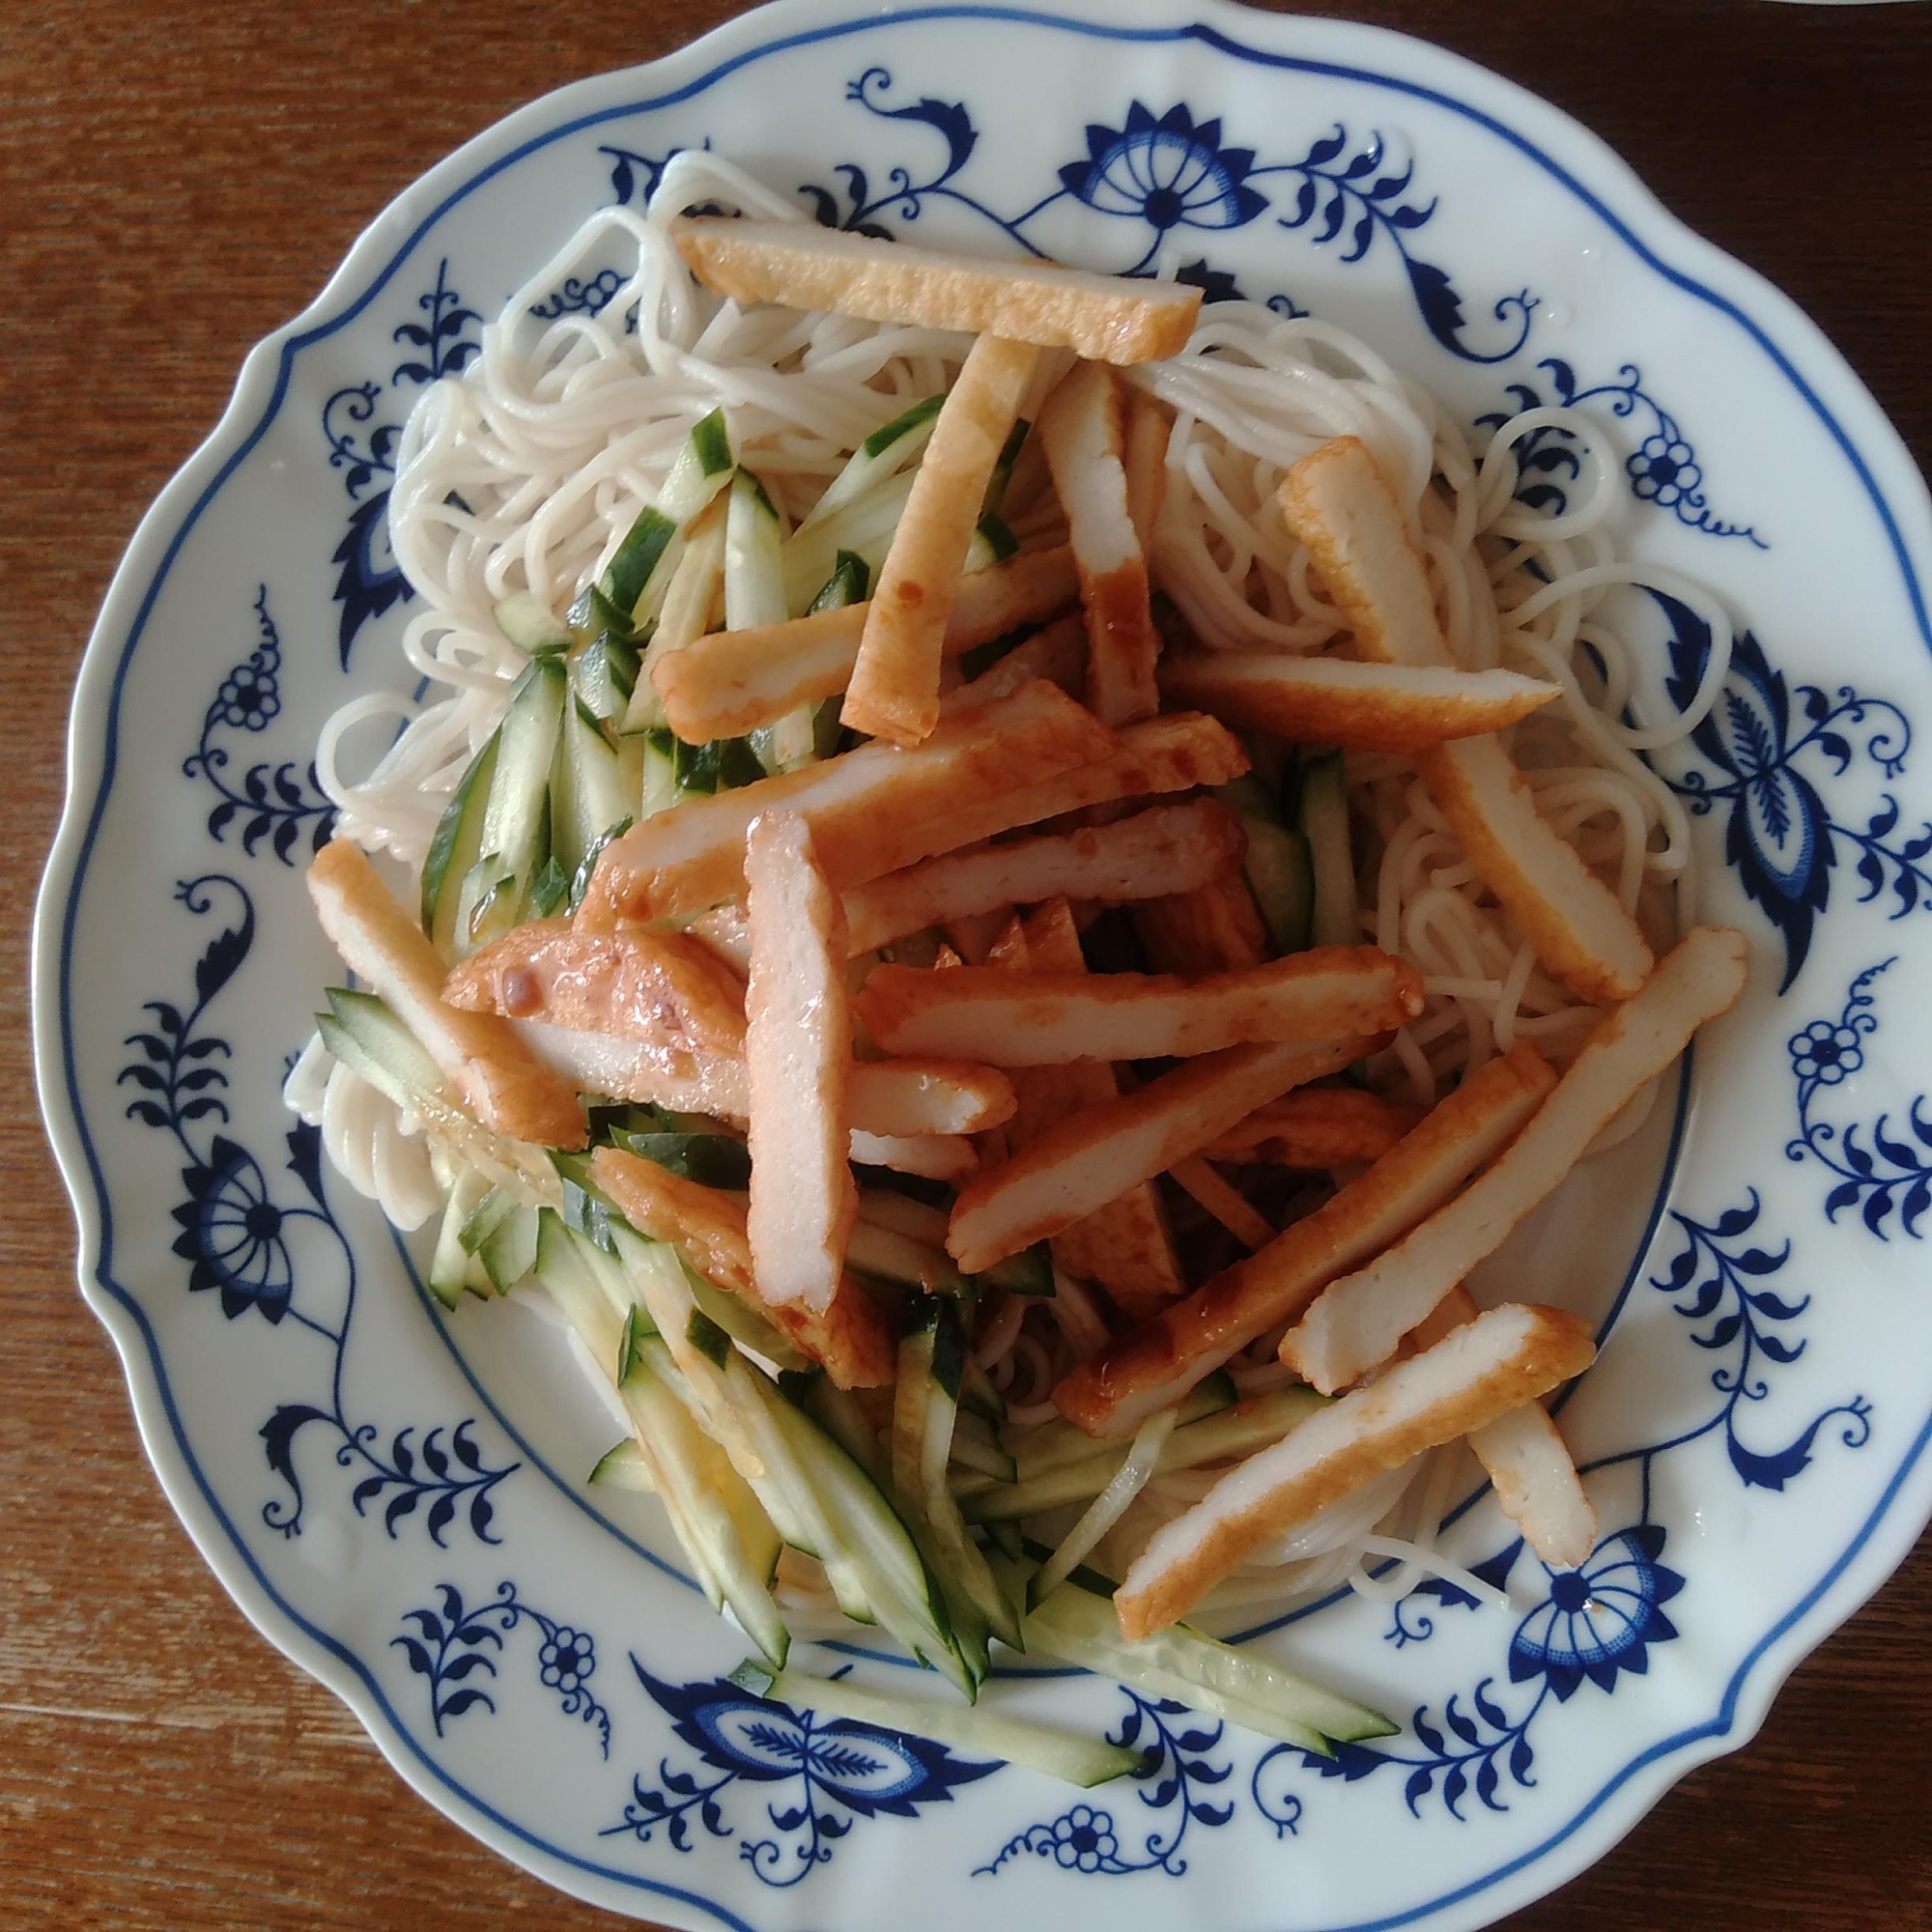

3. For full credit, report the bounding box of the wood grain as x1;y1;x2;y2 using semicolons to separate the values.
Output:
4;1;1929;1926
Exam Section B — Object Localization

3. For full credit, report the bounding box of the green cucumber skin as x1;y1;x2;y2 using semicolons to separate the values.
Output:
690;407;734;479
603;506;679;616
893;1300;1020;1661
969;1387;1324;1523
426;1170;491;1310
493;592;574;655
1023;1577;1397;1750
616;1130;752;1191
319;987;445;1102
807;551;870;613
586;1437;656;1491
460;655;568;953
861;393;944;462
1009;1370;1236;1484
1298;751;1356;949
980;1244;1054;1297
1215;776;1313;953
421;731;501;951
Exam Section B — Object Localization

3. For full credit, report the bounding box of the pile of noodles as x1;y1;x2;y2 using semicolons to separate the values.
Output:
289;153;1731;1628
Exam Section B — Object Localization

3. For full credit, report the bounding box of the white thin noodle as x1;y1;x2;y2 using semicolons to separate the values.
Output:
303;184;1735;1633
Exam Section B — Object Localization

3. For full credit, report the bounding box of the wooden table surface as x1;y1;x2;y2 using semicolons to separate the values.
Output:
6;1;1930;1925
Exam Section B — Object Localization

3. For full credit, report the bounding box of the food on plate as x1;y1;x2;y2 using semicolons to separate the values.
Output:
1280;923;1747;1395
1410;1286;1599;1571
844;332;1040;744
290;156;1746;1774
854;945;1423;1064
840;797;1244;955
1280;436;1656;1004
1037;356;1163;724
1050;1041;1561;1438
1114;1302;1599;1639
668;214;1203;361
1157;651;1562;753
655;544;1079;742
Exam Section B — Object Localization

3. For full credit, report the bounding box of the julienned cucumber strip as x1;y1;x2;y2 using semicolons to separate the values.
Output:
687;407;734;482
964;1386;1326;1523
602;408;736;619
427;1168;493;1308
1216;775;1312;954
863;393;946;462
797;393;943;533
764;1372;968;1688
493;591;574;655
981;417;1030;515
726;1661;1144;1789
613;1129;752;1191
609;1225;962;1679
959;1355;1007;1426
724;469;787;633
948;1408;1016;1485
894;1300;1022;1661
1009;1371;1237;1483
683;1257;811;1375
893;1306;987;1683
623;1336;789;1667
671;733;766;796
845;1220;972;1296
574;630;640;721
320;987;447;1113
421;730;499;954
616;1305;654;1384
587;1436;656;1492
983;1244;1054;1297
567;582;639;647
962;512;1019;572
475;1201;539;1293
781;469;917;614
849;1195;1047;1300
687;1305;733;1369
526;858;569;919
602;506;679;617
535;1211;783;1668
609;1226;839;1575
567;814;633;917
640;730;678;816
807;550;869;613
551;696;632;886
778;1369;890;1486
630;1341;786;1600
532;1207;628;1376
725;468;815;772
1298;751;1356;948
1022;1577;1398;1752
459;653;568;954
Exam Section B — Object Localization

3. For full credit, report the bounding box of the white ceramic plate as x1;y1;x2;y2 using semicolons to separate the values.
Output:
35;2;1932;1926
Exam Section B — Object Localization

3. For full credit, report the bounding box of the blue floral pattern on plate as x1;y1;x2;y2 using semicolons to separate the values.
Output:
323;261;480;667
181;587;337;864
395;1581;611;1754
118;873;519;1544
1479;357;1767;546
1785;960;1932;1236
1655;595;1926;990
604;1662;998;1887
599;69;1536;356
977;1691;1233;1877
